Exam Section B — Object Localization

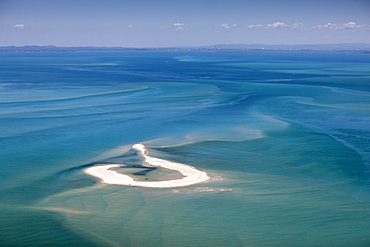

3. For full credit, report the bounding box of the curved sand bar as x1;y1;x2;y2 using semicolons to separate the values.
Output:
83;143;210;188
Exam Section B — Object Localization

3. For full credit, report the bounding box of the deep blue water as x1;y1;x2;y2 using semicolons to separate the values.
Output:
1;51;370;246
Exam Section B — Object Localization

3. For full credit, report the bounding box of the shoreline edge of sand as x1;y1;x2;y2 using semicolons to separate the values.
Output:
83;143;210;188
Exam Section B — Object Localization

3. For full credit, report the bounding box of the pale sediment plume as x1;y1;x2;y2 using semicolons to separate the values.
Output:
83;143;210;188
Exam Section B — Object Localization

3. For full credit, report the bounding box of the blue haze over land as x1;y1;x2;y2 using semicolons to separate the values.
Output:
0;51;370;246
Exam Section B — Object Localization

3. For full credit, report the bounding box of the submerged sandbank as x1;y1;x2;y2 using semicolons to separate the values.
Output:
83;143;210;188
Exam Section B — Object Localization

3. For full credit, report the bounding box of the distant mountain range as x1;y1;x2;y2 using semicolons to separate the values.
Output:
1;43;370;52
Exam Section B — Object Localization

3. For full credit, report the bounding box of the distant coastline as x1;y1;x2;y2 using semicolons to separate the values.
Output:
1;43;370;52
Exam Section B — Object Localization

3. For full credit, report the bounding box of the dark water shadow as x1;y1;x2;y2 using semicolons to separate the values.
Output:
0;148;155;205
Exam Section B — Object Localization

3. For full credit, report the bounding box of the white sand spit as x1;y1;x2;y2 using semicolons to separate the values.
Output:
83;143;210;188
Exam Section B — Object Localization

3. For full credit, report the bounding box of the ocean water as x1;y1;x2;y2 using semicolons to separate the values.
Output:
1;51;370;246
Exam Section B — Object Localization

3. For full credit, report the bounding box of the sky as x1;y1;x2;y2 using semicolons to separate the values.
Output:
1;0;370;47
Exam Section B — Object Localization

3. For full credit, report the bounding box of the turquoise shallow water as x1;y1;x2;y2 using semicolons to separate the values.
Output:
1;51;370;246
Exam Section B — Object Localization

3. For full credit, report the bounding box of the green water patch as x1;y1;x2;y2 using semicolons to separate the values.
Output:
38;176;370;247
0;205;103;247
37;186;148;247
300;76;370;91
153;124;368;183
0;164;97;206
221;61;370;75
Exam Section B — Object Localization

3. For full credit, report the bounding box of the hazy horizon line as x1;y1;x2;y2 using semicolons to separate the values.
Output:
1;43;370;52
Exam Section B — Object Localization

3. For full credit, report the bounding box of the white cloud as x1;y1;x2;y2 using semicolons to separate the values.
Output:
219;21;369;32
343;22;357;28
247;24;263;29
219;23;238;29
248;22;289;29
312;22;370;30
128;25;133;28
220;23;231;29
13;24;24;29
173;23;184;31
266;22;287;28
290;23;305;29
312;22;335;30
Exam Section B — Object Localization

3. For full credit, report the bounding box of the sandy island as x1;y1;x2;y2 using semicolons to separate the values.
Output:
83;143;210;188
